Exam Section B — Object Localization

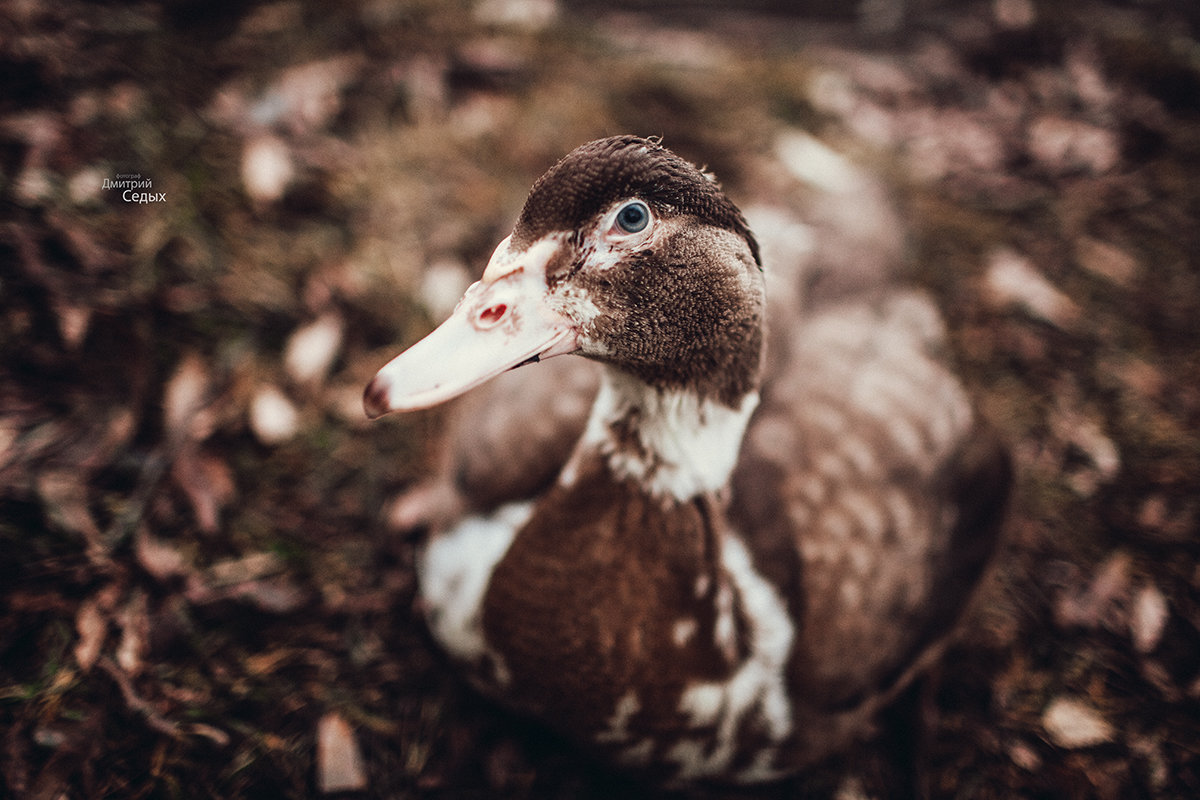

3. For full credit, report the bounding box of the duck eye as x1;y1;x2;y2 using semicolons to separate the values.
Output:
614;200;650;234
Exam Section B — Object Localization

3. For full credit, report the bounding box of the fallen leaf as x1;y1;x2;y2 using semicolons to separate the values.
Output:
36;470;104;556
115;590;150;675
993;0;1036;28
242;135;294;204
1130;584;1169;654
1075;236;1139;286
164;353;214;443
1042;697;1114;748
50;296;92;349
67;165;106;205
244;647;296;677
186;552;308;614
284;313;344;385
74;596;110;672
317;712;368;793
1007;739;1042;771
1027;115;1120;175
171;447;236;533
1129;734;1170;793
1050;408;1120;497
1055;551;1133;631
223;576;308;614
134;527;192;582
14;166;53;205
272;56;362;133
249;385;301;445
775;128;867;196
833;775;870;800
983;248;1080;328
419;259;472;319
206;551;285;586
474;0;557;31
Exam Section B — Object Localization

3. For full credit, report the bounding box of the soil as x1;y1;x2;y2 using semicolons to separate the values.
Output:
2;1;1198;797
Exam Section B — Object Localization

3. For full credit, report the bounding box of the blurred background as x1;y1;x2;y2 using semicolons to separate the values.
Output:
2;0;1199;796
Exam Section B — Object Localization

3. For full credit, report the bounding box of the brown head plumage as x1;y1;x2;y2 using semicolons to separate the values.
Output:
512;136;761;268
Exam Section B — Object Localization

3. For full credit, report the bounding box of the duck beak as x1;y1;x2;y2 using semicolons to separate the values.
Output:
363;236;579;418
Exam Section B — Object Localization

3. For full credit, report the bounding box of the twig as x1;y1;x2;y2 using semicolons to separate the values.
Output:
97;657;230;746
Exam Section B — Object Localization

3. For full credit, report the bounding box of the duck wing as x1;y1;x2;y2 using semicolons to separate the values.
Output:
730;289;1011;711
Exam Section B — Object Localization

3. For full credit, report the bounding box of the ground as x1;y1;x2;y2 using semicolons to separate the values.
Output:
1;0;1199;797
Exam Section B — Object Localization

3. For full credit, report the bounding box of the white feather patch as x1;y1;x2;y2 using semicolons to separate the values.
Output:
417;502;531;678
575;371;759;501
670;531;795;784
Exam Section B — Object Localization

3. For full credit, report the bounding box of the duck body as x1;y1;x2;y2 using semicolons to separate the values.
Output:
365;136;1011;787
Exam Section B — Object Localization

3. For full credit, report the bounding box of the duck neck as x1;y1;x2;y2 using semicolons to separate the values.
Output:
562;367;759;504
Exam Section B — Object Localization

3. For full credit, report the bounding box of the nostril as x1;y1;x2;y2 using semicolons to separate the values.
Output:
477;303;507;327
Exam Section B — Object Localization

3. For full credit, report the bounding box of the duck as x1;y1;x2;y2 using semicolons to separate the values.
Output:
363;135;1011;788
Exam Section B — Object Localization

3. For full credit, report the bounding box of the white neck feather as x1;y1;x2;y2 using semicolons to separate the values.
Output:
563;368;759;502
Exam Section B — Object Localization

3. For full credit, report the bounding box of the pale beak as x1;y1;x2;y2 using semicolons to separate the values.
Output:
363;236;579;418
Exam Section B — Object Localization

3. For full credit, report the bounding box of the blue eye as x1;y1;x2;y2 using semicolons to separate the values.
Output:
615;200;650;234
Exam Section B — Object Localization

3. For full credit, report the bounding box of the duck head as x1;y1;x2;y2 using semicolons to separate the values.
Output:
364;135;764;419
